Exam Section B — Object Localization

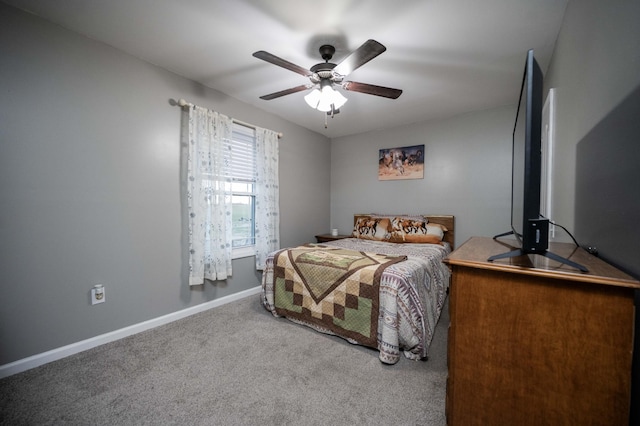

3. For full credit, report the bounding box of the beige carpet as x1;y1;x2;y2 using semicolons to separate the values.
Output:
0;295;449;425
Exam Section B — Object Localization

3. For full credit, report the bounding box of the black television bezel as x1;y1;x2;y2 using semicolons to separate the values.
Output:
489;50;587;272
510;49;546;253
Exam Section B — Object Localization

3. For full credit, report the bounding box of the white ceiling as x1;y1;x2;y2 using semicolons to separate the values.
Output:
5;0;568;138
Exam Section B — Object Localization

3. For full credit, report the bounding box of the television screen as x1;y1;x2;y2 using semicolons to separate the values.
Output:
510;49;545;251
490;50;587;272
510;81;526;240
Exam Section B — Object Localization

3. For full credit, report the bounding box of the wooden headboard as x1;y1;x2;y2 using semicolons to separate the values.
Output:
353;214;455;249
425;215;455;249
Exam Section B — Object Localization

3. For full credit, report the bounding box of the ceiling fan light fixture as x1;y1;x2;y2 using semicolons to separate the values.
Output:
330;88;348;109
317;85;334;112
304;88;322;109
304;83;348;112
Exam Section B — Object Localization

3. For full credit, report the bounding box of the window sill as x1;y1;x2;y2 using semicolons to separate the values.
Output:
233;246;255;260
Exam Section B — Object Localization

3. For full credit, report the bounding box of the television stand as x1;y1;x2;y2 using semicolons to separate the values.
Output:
488;231;588;272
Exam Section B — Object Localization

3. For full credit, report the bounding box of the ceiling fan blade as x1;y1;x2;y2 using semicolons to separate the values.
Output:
333;39;386;76
259;84;312;100
342;81;402;99
253;51;313;77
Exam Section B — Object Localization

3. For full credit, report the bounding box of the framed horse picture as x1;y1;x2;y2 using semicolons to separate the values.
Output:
378;144;424;181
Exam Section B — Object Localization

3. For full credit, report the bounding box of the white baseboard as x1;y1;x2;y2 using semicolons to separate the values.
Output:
0;286;262;379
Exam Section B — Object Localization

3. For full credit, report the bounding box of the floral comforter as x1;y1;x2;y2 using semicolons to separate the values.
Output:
261;238;451;364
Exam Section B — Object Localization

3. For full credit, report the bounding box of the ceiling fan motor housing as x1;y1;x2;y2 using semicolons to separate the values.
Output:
310;63;339;82
319;44;335;61
310;45;342;83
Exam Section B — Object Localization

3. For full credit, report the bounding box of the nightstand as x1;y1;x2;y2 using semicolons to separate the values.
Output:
315;234;350;243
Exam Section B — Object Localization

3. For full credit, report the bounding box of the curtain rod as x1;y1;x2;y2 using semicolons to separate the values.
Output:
177;99;283;138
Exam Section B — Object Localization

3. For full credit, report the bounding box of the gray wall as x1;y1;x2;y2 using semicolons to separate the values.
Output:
535;1;640;420
574;86;640;277
0;4;330;365
543;0;640;241
330;106;515;248
329;0;640;255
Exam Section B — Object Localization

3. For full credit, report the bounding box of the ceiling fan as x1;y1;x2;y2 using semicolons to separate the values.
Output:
252;39;402;116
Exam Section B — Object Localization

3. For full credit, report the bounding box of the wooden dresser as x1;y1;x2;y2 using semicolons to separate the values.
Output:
444;237;640;425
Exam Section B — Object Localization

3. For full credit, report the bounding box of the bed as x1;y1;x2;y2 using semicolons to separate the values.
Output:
261;214;454;364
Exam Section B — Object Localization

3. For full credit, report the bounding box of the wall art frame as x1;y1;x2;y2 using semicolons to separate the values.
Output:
378;144;424;181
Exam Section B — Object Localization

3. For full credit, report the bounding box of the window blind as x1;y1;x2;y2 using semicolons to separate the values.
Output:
228;124;255;183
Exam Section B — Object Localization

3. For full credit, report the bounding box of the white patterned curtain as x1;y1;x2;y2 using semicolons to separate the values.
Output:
187;106;233;285
254;127;280;270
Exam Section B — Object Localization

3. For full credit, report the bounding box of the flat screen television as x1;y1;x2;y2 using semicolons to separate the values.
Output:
489;49;587;272
511;49;545;252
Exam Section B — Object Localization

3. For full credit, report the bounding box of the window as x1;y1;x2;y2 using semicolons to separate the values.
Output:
229;123;256;258
187;105;278;283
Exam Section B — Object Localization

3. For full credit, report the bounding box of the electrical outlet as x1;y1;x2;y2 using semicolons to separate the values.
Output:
91;285;105;305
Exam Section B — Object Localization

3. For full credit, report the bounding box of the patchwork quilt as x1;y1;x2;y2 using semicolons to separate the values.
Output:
262;238;451;364
271;244;407;348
